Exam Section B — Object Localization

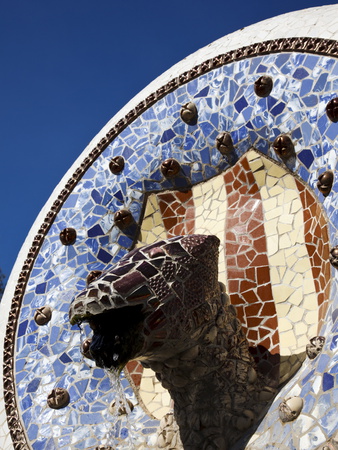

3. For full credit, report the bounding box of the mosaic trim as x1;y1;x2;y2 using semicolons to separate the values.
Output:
4;36;338;448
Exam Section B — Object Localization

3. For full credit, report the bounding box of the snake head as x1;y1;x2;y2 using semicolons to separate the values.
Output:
69;234;220;369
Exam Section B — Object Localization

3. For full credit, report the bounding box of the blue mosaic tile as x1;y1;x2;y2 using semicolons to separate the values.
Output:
323;373;335;391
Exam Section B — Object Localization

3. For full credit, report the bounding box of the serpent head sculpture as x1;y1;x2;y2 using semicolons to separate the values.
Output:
69;234;277;449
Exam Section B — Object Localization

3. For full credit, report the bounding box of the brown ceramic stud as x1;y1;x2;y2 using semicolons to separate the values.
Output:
47;388;70;409
161;158;181;178
330;247;338;268
109;156;125;174
86;270;102;286
306;336;325;359
34;306;52;326
278;397;303;423
216;132;234;155
114;209;133;230
60;227;77;245
254;75;273;97
109;398;134;415
273;135;295;160
180;102;198;125
81;338;94;360
326;97;338;122
95;447;113;450
317;171;334;197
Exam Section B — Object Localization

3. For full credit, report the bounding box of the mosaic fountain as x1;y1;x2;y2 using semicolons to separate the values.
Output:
3;4;338;449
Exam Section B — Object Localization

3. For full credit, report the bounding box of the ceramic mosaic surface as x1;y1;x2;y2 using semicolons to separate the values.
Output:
8;48;338;449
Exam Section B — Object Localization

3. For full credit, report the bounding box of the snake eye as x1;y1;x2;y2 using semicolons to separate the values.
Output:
147;247;166;258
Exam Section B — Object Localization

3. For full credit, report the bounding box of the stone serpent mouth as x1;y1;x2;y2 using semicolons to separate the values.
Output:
87;304;146;369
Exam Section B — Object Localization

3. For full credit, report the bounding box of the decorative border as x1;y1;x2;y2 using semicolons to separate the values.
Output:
4;36;338;448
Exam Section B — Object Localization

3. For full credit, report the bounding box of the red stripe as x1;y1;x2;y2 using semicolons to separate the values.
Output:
224;156;280;380
295;179;331;333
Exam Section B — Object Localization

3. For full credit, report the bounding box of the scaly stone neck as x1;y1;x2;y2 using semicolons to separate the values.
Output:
147;302;275;449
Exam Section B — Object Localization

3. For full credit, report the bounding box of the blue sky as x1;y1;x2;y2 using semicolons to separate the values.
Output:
0;0;334;282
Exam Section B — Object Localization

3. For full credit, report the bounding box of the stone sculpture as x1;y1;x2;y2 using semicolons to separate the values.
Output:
70;235;279;449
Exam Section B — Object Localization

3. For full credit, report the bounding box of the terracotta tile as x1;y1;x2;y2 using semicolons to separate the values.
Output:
246;250;256;261
248;184;259;195
271;330;279;345
248;329;258;341
306;243;316;257
227;242;240;254
247;317;263;328
319;275;326;290
251;254;269;267
233;164;241;176
240;211;252;223
228;280;239;293
245;303;262;316
233;179;242;191
247;219;262;233
241;157;251;172
295;179;305;191
242;290;259;303
257;284;273;302
259;327;271;339
238;244;252;254
238;169;248;184
313;252;321;267
240;279;256;292
224;171;234;184
176;190;193;203
246;170;256;186
126;361;144;387
261;302;277;317
233;305;245;322
303;208;311;222
226;256;237;267
257;266;271;285
246;267;256;281
253;236;267;252
163;217;178;230
262;316;278;329
314;279;320;291
318;292;324;306
312;267;321;279
176;205;186;215
186;207;195;220
306;189;315;207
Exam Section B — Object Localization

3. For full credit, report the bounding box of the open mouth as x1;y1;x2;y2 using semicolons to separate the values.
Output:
86;304;146;369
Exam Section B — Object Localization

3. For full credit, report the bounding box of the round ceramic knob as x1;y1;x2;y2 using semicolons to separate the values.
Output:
109;156;125;174
254;75;273;97
59;227;77;245
330;247;338;268
47;388;70;409
34;306;52;326
306;336;325;359
81;338;94;360
317;171;334;197
326;97;338;122
180;102;198;125
86;270;102;286
273;135;295;160
109;398;134;415
114;209;133;230
161;158;181;178
278;396;303;422
216;132;234;155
